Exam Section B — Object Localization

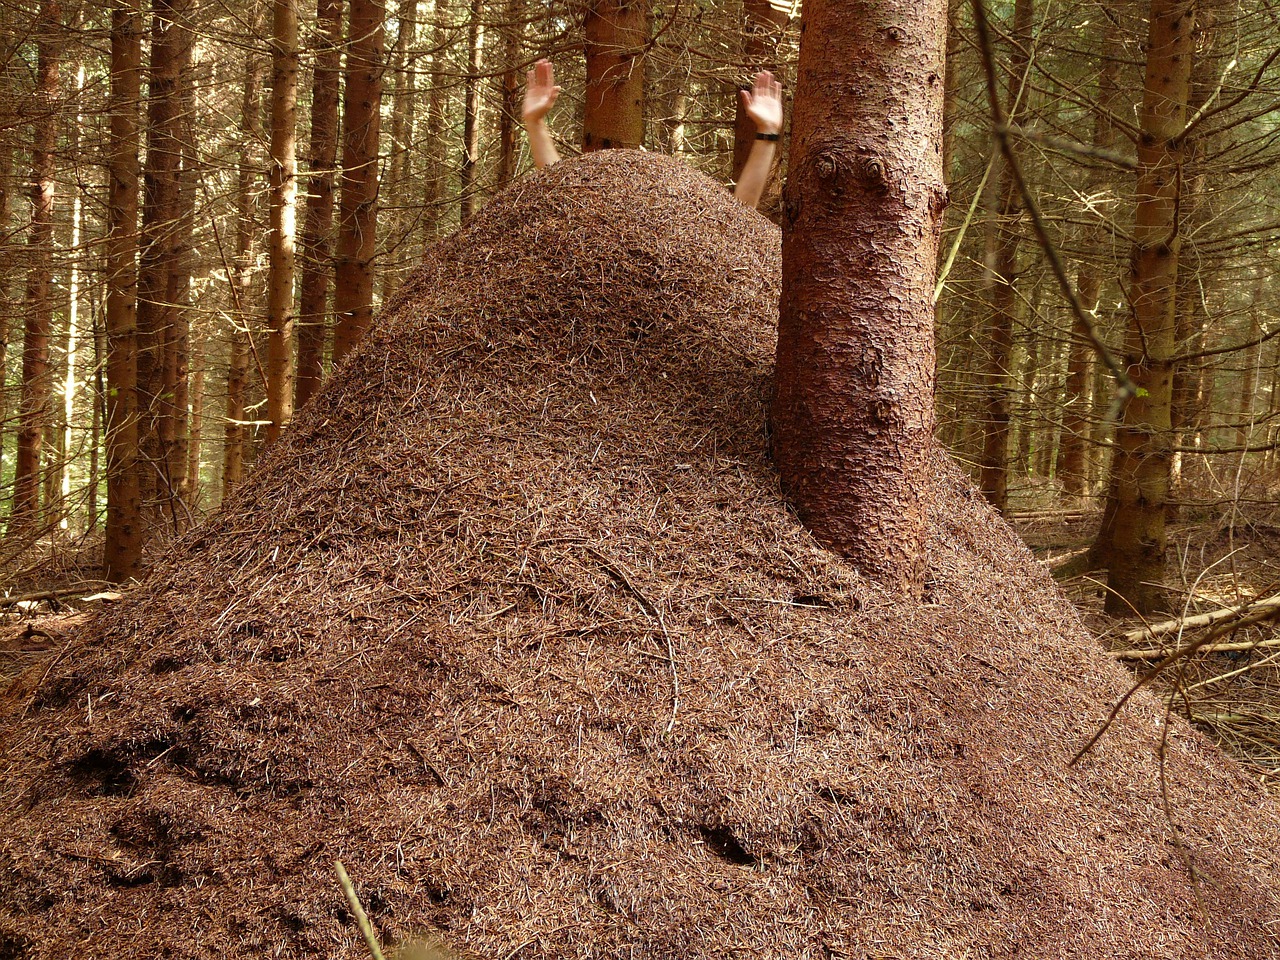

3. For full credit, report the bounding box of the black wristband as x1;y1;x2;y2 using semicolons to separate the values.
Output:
756;132;780;141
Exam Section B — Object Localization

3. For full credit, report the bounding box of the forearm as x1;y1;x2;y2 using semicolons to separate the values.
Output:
525;117;560;169
733;139;776;209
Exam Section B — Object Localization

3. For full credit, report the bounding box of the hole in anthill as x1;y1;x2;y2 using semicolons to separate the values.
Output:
698;824;757;867
790;594;833;608
67;749;136;797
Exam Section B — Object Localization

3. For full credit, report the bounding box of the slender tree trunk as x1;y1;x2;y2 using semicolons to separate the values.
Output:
1236;280;1264;449
977;0;1031;515
11;0;62;531
1101;0;1194;615
460;0;484;221
266;0;300;443
582;0;648;151
381;0;415;294
0;142;12;486
294;0;343;410
90;311;104;531
772;0;947;595
495;0;523;188
422;0;451;245
224;49;266;499
732;0;788;184
187;340;204;507
59;64;87;532
105;0;145;578
135;0;193;526
331;0;385;363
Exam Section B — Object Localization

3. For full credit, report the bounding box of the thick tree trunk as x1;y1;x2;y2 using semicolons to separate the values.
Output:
331;0;385;363
104;0;144;578
582;0;648;151
1102;0;1194;615
731;0;789;184
773;0;947;595
266;0;300;443
460;0;484;221
294;0;343;410
11;0;61;531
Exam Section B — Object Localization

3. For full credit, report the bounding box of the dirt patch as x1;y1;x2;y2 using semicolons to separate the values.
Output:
3;151;1280;959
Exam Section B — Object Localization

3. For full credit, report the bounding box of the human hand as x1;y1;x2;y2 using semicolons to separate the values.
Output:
740;70;783;136
523;59;561;123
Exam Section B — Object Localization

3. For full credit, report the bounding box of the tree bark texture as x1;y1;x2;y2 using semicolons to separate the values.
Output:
267;0;300;442
460;0;484;221
331;0;385;363
295;0;343;410
1103;0;1195;615
582;0;648;151
773;0;947;596
11;0;61;530
496;0;524;188
381;0;417;296
421;0;450;245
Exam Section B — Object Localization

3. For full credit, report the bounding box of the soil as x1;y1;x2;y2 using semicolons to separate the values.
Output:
4;151;1280;959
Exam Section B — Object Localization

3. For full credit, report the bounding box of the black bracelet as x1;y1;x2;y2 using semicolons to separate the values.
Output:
756;132;780;142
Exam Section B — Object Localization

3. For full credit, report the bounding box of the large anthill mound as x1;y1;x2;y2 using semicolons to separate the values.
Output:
4;151;1280;959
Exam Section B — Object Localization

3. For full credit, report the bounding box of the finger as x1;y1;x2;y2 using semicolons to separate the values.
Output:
739;88;752;111
540;59;555;87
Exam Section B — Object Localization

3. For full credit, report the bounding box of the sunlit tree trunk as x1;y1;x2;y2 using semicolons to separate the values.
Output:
460;0;484;221
1100;0;1194;615
421;0;451;245
381;0;416;293
187;340;205;507
331;0;385;363
773;0;947;595
582;0;648;151
12;0;61;531
104;0;144;578
58;62;88;532
295;0;343;410
266;0;300;443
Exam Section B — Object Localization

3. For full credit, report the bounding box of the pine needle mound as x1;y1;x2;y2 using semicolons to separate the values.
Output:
5;151;1280;959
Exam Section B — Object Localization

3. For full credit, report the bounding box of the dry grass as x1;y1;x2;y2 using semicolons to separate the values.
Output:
3;152;1280;959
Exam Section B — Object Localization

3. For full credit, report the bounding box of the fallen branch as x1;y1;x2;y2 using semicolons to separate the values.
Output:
1121;594;1280;644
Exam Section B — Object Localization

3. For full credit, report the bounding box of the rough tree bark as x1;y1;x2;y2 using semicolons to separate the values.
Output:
1100;0;1195;615
495;0;524;188
331;0;385;363
11;0;61;530
772;0;947;595
421;0;450;245
582;0;648;151
266;0;300;442
294;0;343;410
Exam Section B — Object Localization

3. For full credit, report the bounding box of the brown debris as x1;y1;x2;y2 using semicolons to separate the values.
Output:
3;151;1280;959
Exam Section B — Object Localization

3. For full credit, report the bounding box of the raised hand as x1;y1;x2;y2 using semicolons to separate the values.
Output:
523;59;561;123
740;70;783;136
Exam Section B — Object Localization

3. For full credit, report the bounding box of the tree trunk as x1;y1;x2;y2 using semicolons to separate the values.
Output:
731;0;789;184
11;0;61;531
772;0;947;595
104;0;145;579
381;0;416;295
266;0;300;443
224;49;266;499
187;340;205;508
460;0;484;221
977;0;1031;515
495;0;523;189
331;0;385;363
294;0;343;410
582;0;648;151
59;63;87;532
421;0;451;246
1101;0;1194;616
135;0;192;526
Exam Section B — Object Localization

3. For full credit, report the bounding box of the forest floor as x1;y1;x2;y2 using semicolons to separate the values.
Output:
6;494;1280;787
